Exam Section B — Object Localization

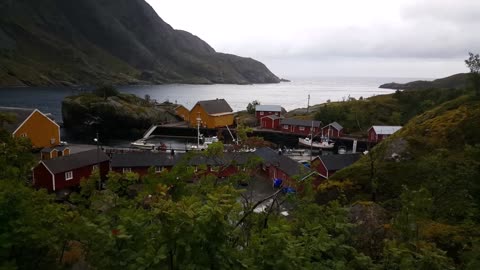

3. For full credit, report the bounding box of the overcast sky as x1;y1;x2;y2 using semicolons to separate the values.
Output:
146;0;479;79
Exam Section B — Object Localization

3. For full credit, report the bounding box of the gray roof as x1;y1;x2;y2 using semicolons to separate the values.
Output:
0;107;35;133
197;99;233;115
111;152;254;168
256;105;282;112
42;149;110;174
325;121;343;131
370;126;402;135
280;118;322;127
254;147;311;177
318;153;361;171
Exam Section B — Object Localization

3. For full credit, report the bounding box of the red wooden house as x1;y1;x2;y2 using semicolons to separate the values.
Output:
254;147;318;188
260;115;282;130
279;119;322;136
312;153;361;179
320;122;344;138
33;149;110;192
255;105;285;120
368;126;402;143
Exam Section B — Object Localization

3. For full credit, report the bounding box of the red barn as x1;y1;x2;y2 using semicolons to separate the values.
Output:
320;122;344;138
33;149;110;192
312;153;361;179
368;126;402;143
279;119;322;136
260;115;282;130
255;105;285;120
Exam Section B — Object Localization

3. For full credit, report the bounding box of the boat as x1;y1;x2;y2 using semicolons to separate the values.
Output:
189;136;219;151
130;140;155;150
298;137;335;149
338;146;347;154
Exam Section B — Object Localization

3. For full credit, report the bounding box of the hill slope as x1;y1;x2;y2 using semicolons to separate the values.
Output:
0;0;280;86
379;73;468;90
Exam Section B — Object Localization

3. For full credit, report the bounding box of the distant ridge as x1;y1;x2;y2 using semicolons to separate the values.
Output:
0;0;280;87
379;73;468;91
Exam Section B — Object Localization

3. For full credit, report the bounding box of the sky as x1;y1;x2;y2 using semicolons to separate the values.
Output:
146;0;480;79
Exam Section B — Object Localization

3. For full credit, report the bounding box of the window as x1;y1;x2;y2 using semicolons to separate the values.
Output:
65;171;73;180
260;111;264;115
312;128;316;132
123;168;132;173
20;133;27;138
50;138;56;145
194;166;198;172
283;125;289;130
92;165;99;172
299;126;305;131
211;166;220;172
155;166;164;173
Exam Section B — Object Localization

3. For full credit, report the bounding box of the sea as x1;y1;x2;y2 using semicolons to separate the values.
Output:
0;76;421;122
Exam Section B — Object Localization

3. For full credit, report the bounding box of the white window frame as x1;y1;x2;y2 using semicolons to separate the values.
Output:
155;166;164;173
210;166;220;172
123;168;132;173
259;111;264;115
92;164;99;172
299;126;305;131
65;171;73;180
50;137;56;145
20;133;27;138
283;125;289;130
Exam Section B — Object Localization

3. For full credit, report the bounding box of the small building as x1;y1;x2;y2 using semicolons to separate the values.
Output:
111;151;182;177
320;122;344;138
255;105;285;120
175;105;190;122
189;99;234;128
33;149;110;192
260;115;282;130
40;145;71;160
0;107;60;148
312;153;361;179
368;126;402;143
254;147;316;187
279;119;322;136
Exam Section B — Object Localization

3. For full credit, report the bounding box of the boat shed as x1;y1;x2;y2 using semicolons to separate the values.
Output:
255;105;286;120
279;119;322;136
260;115;282;130
320;122;344;138
189;99;234;128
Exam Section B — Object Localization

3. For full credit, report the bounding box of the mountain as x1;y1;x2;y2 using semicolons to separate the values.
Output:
0;0;280;87
379;73;468;90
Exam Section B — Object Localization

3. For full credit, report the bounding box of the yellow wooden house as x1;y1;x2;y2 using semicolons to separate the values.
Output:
188;99;234;128
175;105;190;122
0;107;60;148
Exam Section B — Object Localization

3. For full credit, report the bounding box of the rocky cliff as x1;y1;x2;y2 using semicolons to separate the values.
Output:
0;0;280;86
379;73;468;90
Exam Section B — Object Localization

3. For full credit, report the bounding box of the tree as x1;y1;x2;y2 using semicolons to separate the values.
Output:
246;100;260;114
465;52;480;96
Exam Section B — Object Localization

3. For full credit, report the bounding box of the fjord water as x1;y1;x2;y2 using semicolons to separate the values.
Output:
0;77;421;121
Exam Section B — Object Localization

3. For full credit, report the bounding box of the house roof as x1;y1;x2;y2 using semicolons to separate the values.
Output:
280;118;322;128
254;147;311;177
325;121;343;131
42;149;110;174
256;105;282;112
110;152;254;168
317;153;361;171
196;99;233;115
0;107;35;133
370;126;402;135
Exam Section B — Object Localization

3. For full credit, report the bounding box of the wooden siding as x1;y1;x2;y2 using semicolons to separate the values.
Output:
256;111;280;120
33;163;54;191
260;117;280;129
189;104;234;128
175;106;190;122
13;110;60;148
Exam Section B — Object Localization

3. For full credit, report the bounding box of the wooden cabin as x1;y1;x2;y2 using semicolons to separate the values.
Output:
312;153;361;179
255;105;285;120
33;149;110;192
40;146;71;160
320;122;344;138
368;126;402;143
0;107;60;148
260;115;282;130
188;99;234;128
175;105;190;122
279;119;322;136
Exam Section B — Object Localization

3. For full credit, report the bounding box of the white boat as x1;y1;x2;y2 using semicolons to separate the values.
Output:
189;136;219;151
131;140;155;150
298;137;335;149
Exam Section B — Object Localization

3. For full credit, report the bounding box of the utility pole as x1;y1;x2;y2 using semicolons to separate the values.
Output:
94;132;101;190
307;94;310;113
196;112;201;149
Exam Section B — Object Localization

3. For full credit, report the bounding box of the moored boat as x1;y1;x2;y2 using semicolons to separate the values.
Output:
298;137;335;149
